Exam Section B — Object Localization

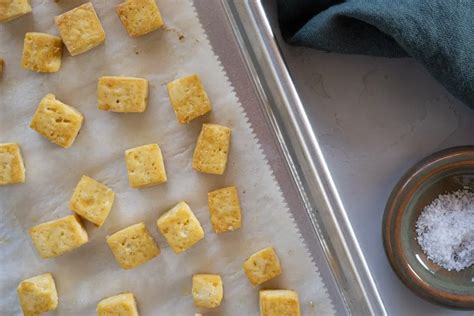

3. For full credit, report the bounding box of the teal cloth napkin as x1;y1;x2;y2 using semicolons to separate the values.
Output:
277;0;474;109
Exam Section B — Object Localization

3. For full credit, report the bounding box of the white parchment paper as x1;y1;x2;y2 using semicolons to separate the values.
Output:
0;0;334;314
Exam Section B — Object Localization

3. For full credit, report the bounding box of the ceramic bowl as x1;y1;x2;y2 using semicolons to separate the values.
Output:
383;146;474;309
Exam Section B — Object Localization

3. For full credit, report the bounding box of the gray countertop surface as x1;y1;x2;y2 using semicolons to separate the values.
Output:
271;5;474;316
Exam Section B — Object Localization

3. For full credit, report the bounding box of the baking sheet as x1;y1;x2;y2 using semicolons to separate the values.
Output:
0;0;334;314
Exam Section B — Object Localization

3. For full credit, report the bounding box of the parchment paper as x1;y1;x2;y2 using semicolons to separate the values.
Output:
0;0;334;314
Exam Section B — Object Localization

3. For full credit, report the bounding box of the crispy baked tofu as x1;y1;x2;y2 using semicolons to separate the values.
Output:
106;222;160;269
243;247;282;286
98;76;149;112
97;292;139;316
125;144;167;188
192;274;223;308
69;175;115;226
167;74;212;124
55;2;105;56
116;0;164;37
17;273;58;315
29;215;88;258
21;32;62;73
260;290;301;316
208;186;242;233
192;123;231;175
30;94;84;148
157;201;204;253
0;143;25;185
0;0;31;22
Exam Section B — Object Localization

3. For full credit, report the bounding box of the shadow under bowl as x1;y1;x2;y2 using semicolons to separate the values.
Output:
383;146;474;309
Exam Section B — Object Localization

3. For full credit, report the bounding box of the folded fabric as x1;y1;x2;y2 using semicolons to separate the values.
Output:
277;0;474;109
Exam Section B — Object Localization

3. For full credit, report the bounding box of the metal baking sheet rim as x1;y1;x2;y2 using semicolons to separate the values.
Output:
220;1;387;315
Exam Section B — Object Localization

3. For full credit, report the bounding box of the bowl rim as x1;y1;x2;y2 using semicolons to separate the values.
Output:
383;145;474;309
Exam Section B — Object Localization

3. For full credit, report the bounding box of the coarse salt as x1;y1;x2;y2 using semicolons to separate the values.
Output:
416;189;474;271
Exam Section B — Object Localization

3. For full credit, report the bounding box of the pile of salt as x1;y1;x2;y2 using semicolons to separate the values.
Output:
416;189;474;271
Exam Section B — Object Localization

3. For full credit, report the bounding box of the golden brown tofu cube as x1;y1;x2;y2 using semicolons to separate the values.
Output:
98;76;149;112
167;74;212;124
260;290;301;316
17;273;58;315
97;292;139;316
0;143;25;185
29;215;88;258
69;175;115;226
30;94;84;148
0;0;31;22
106;222;160;270
125;144;167;188
156;201;204;253
243;247;282;286
21;32;62;73
192;123;231;175
54;2;105;56
208;186;242;234
192;274;223;308
116;0;164;37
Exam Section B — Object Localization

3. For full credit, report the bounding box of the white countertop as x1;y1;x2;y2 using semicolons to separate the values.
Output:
278;24;474;316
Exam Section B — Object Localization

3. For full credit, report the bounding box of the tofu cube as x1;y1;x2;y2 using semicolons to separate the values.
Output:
260;290;301;316
21;32;62;73
192;274;223;308
125;144;167;188
29;215;88;258
0;58;4;76
54;2;105;56
208;186;242;233
30;94;84;148
116;0;164;37
192;123;231;175
167;74;212;124
98;76;149;112
17;273;58;315
106;222;160;269
156;201;204;253
243;247;282;286
97;292;139;316
69;175;115;226
0;143;25;185
0;0;31;22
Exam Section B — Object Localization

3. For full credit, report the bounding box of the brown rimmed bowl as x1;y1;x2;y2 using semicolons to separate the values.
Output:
383;146;474;309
